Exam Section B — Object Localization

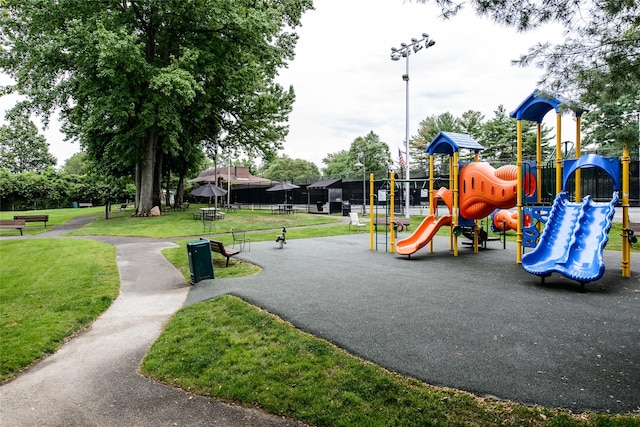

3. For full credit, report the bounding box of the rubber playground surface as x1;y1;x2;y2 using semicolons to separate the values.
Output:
187;233;640;414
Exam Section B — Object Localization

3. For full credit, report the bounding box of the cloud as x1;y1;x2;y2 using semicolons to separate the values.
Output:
273;0;573;170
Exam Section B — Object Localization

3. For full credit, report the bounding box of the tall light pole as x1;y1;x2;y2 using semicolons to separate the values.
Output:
391;33;435;219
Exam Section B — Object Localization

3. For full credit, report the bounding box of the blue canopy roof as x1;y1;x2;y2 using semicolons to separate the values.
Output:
563;154;621;191
509;89;584;123
424;132;484;155
509;89;562;123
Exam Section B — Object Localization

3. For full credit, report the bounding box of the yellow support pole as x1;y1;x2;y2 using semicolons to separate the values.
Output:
429;154;434;253
536;123;542;204
555;112;563;195
473;151;479;254
575;114;582;200
621;145;631;277
390;171;395;253
369;173;374;251
534;123;544;243
429;155;434;215
452;151;459;257
516;119;523;263
449;157;454;251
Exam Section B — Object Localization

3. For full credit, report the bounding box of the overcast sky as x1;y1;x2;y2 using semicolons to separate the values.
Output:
1;0;572;169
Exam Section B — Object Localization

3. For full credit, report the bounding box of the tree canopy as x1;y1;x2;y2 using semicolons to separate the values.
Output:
0;0;312;214
417;0;640;153
410;107;552;170
0;112;56;173
418;0;638;99
260;156;320;181
322;131;392;177
61;151;90;176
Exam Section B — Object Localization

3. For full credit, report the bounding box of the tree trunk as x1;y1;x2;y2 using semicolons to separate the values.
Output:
135;127;158;216
176;172;185;204
165;168;172;207
152;147;163;208
135;163;141;210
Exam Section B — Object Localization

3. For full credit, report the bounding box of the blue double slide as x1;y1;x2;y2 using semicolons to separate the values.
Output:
521;191;618;284
521;154;620;285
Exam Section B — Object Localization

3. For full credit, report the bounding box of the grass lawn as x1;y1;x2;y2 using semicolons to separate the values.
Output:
67;205;342;238
0;238;119;382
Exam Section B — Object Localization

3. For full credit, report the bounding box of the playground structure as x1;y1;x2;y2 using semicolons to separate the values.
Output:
511;90;632;283
385;89;635;286
395;132;521;256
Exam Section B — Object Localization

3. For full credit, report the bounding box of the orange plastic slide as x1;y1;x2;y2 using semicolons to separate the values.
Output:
396;214;452;256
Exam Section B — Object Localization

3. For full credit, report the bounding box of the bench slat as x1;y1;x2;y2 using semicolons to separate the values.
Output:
0;220;25;236
13;215;49;227
206;239;240;266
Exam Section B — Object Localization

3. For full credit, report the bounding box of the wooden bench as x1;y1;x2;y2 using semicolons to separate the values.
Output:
0;219;25;236
272;204;295;215
13;215;49;227
207;239;240;266
78;202;93;208
373;217;409;231
172;202;190;211
308;204;328;214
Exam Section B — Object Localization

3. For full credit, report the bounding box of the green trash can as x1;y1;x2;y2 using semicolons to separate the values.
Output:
187;240;214;284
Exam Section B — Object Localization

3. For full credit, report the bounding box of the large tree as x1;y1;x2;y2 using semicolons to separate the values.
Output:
410;112;464;171
410;107;552;171
61;151;90;176
322;131;392;177
0;112;56;173
261;156;319;181
0;0;312;215
582;89;640;154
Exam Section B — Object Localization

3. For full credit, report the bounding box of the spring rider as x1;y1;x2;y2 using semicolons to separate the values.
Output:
276;227;287;248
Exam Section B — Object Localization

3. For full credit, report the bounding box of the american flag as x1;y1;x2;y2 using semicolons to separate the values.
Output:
398;147;407;170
